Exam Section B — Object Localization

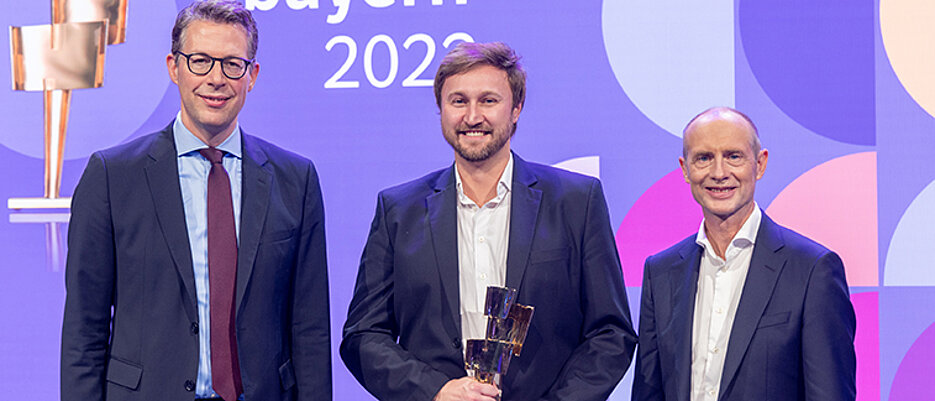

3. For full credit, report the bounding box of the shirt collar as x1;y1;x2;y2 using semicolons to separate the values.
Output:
695;203;762;256
454;153;514;207
173;112;242;159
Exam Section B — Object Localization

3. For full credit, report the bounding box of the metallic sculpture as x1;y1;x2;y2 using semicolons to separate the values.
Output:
7;0;127;209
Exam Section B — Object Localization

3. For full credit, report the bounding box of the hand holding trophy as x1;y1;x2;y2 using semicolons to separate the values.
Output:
464;286;534;400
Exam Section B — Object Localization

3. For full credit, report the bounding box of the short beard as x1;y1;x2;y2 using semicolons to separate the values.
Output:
446;123;515;162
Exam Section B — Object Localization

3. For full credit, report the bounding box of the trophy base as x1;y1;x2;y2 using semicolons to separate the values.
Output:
8;197;72;210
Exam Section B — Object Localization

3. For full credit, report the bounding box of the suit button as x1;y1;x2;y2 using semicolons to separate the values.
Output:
184;380;195;392
452;337;461;349
191;322;199;334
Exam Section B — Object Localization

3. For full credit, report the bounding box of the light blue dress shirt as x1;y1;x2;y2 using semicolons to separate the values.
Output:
173;115;243;399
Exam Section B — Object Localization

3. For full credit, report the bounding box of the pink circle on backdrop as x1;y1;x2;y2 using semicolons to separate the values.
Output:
852;292;879;401
766;152;878;286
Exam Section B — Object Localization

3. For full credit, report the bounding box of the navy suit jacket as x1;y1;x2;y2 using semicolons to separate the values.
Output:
340;154;637;401
61;124;332;401
633;213;856;401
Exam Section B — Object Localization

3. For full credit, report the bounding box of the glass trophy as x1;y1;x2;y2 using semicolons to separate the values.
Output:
464;286;534;397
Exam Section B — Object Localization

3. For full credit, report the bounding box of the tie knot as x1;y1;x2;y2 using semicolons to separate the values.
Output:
200;147;224;164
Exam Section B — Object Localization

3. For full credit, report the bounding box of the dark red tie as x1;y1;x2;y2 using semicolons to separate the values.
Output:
200;147;242;401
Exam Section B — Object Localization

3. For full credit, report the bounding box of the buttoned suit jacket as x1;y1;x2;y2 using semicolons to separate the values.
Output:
61;123;332;401
340;154;638;401
633;212;856;401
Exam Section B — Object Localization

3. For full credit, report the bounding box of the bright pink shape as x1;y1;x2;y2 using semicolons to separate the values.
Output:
615;168;702;286
852;292;880;401
890;320;935;399
766;152;878;286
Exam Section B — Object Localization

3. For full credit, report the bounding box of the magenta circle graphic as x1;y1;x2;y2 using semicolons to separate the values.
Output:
615;168;701;286
890;321;935;399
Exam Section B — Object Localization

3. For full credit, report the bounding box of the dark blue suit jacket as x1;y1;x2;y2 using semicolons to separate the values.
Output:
340;154;637;401
61;124;332;401
633;213;856;401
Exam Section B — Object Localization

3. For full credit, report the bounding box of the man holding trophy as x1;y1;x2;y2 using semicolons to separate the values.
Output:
341;42;637;401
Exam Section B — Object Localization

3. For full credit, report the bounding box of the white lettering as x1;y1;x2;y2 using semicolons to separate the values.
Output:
401;33;434;87
443;32;474;48
363;34;399;88
324;36;360;88
251;0;469;21
365;0;394;7
325;32;474;89
403;0;468;5
327;0;350;24
246;0;278;11
286;0;319;9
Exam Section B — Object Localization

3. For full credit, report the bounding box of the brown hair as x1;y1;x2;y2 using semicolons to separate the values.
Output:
434;42;526;110
171;0;259;59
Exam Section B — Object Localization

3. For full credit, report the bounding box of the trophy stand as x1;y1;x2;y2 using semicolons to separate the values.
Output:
7;0;127;210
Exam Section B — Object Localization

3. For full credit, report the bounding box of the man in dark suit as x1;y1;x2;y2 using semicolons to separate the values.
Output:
632;107;856;401
61;1;331;400
340;42;637;401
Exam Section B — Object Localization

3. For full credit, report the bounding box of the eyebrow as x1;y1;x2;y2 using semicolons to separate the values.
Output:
447;90;502;99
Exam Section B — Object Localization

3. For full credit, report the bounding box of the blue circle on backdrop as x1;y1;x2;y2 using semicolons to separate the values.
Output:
0;2;176;160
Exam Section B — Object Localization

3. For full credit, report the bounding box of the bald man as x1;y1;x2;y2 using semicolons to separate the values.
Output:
632;107;856;401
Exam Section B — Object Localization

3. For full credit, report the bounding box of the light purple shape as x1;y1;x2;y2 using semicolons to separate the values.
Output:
601;0;735;136
884;179;935;286
738;0;875;145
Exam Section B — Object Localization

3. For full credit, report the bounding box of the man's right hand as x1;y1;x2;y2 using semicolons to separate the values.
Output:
433;377;500;401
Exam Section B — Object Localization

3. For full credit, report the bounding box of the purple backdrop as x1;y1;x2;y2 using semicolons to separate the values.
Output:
2;0;933;399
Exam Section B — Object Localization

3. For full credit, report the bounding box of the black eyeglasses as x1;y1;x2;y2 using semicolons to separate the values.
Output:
175;51;254;79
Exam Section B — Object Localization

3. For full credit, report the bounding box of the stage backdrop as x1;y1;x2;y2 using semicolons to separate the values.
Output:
2;0;934;399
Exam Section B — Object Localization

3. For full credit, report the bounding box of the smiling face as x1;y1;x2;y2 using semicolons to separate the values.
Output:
167;20;258;145
680;110;768;227
440;64;522;164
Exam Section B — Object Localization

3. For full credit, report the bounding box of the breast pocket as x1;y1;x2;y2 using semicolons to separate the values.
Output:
757;312;790;329
528;247;571;265
260;227;297;244
524;247;576;303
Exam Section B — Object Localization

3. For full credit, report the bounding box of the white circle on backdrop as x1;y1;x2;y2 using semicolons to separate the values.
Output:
0;2;177;160
884;179;935;286
601;0;736;137
880;0;935;119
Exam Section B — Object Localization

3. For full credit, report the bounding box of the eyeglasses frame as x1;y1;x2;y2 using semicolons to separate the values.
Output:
174;51;255;80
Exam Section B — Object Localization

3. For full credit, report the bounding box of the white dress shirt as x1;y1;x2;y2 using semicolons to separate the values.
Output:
690;205;762;401
455;155;514;349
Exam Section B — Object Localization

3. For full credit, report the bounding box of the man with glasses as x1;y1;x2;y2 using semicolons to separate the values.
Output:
61;1;332;400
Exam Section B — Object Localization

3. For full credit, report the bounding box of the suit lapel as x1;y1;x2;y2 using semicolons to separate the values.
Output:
143;126;197;321
719;214;786;397
506;155;541;291
236;133;271;313
426;167;462;333
671;241;701;401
